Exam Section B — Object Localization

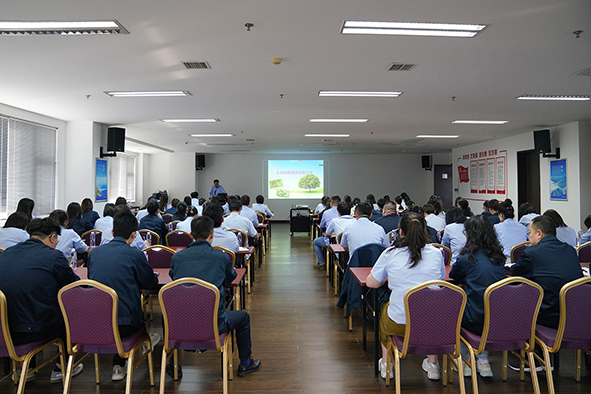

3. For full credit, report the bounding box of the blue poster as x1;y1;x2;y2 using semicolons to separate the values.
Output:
550;159;567;201
95;159;108;202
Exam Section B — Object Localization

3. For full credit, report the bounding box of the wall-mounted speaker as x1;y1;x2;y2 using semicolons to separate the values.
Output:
107;127;125;152
195;154;205;170
421;155;432;171
533;129;551;154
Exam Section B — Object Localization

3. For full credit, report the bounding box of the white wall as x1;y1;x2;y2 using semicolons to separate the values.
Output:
578;120;591;224
143;152;196;204
190;152;451;219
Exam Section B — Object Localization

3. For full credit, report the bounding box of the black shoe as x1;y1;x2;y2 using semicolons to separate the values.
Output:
508;358;545;373
237;357;261;377
313;264;325;270
166;359;183;379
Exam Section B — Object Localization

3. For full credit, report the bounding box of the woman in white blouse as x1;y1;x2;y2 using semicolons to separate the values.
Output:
0;212;30;249
543;209;577;247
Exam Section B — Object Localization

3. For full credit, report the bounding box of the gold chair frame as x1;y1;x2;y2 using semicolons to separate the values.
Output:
138;229;160;246
431;243;453;266
165;229;193;247
510;241;531;265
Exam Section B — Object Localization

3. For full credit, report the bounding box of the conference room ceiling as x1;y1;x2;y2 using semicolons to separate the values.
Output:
0;0;589;155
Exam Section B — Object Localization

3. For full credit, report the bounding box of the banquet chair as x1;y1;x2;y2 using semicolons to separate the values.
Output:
511;241;531;264
577;241;591;265
213;245;236;267
141;245;177;319
0;290;66;394
460;277;544;394
161;214;172;224
385;280;467;394
165;230;193;247
138;229;160;246
535;277;591;394
431;243;453;266
226;229;247;247
168;220;180;232
255;212;267;254
81;229;102;248
213;246;240;310
0;247;4;255
58;280;155;394
159;278;233;394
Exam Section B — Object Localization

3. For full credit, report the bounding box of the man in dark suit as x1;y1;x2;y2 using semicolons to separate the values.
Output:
374;201;400;234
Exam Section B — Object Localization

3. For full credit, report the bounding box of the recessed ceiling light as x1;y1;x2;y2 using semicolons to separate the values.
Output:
342;21;485;38
0;20;128;35
105;91;192;97
452;120;508;124
189;133;234;137
416;135;459;138
318;91;402;97
517;95;590;101
309;118;369;123
305;134;350;137
160;118;219;122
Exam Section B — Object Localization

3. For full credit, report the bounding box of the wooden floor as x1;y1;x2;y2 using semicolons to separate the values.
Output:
2;221;591;393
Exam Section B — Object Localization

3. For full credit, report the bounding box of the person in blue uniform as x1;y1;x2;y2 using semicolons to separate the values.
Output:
81;198;100;228
208;179;226;198
138;199;168;244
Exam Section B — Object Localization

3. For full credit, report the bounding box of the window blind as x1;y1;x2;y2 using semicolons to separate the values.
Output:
108;153;136;202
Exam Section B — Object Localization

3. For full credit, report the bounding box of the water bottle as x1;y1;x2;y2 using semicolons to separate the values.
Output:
578;229;583;243
90;232;96;247
71;248;77;270
146;232;152;246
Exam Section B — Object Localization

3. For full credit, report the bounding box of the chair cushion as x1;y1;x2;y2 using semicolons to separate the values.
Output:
536;324;591;350
78;326;147;354
169;332;227;351
0;340;50;358
461;327;525;351
393;335;455;356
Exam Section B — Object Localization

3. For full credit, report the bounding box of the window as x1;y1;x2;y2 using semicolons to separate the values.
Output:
0;115;57;219
107;153;135;202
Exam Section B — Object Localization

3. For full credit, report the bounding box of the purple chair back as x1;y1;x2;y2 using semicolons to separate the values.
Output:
139;230;160;246
162;214;173;224
213;246;236;266
82;230;102;247
578;242;591;264
256;212;265;224
145;246;176;268
432;243;452;266
226;229;247;247
166;230;193;247
394;281;466;357
511;242;530;264
560;279;591;348
159;278;225;351
168;221;179;232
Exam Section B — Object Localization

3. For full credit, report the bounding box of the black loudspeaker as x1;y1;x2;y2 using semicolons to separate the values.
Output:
421;155;432;170
195;154;205;170
533;129;551;154
107;127;125;152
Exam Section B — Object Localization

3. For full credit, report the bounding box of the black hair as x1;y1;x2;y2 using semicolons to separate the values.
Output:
115;196;127;206
488;199;500;212
343;195;352;204
518;202;536;219
29;217;61;238
383;195;391;202
147;200;160;215
531;215;556;236
455;196;464;206
377;198;386;209
170;198;179;208
321;196;330;209
203;203;224;228
460;215;505;266
355;201;372;217
585;215;591;230
241;195;250;206
65;202;82;229
4;211;30;230
159;191;169;212
331;195;341;205
183;196;192;206
190;191;199;199
103;203;116;217
366;194;376;204
352;197;361;206
458;199;472;217
336;202;350;216
191;216;214;240
81;198;93;214
445;207;466;225
213;179;219;183
543;209;567;228
49;209;68;226
256;195;264;204
229;199;242;212
422;204;435;215
408;205;423;214
16;198;35;220
186;206;198;217
113;209;138;239
497;201;515;219
176;202;188;221
395;212;429;268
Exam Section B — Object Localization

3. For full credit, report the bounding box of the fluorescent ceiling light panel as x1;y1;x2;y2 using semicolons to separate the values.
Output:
309;118;368;123
0;20;128;35
452;120;508;124
318;90;401;97
517;95;590;101
342;21;485;37
160;118;219;122
189;134;234;137
105;91;191;97
305;134;350;137
416;135;459;138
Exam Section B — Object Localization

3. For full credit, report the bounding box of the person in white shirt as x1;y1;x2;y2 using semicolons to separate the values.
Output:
494;201;528;258
252;195;273;218
518;202;539;228
239;195;260;228
190;191;200;209
326;202;355;241
136;197;162;222
423;204;446;232
341;202;389;264
203;203;239;253
222;199;259;239
314;196;330;215
441;207;467;265
0;212;30;250
176;206;198;233
49;209;89;258
580;215;591;245
543;209;578;247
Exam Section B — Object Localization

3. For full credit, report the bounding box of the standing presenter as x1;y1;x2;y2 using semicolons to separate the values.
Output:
208;179;226;198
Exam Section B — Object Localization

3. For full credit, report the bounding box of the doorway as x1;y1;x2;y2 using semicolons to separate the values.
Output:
517;150;541;213
434;164;453;210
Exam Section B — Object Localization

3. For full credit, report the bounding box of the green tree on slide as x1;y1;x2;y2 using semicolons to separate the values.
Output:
298;174;321;191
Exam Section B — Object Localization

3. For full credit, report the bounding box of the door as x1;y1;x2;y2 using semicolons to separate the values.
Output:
434;164;453;210
517;150;540;213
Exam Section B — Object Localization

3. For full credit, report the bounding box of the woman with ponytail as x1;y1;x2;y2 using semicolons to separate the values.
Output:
367;212;445;380
494;200;528;258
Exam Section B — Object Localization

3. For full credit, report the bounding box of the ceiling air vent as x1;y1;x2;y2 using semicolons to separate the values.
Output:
573;67;590;77
182;61;211;69
387;63;416;71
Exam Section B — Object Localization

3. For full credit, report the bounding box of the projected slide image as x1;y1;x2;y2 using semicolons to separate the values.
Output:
268;160;324;199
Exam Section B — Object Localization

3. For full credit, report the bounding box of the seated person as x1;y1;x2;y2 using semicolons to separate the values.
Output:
222;199;259;240
494;201;528;259
88;208;159;381
239;195;259;228
81;198;100;228
66;202;91;235
441;207;467;265
580;214;591;245
136;197;161;222
312;195;341;270
171;202;188;222
341;202;389;264
98;204;147;250
49;209;89;258
409;205;439;243
543;209;577;247
0;211;30;249
314;196;330;215
165;198;179;215
176;205;198;233
169;216;261;377
203;203;239;253
486;199;501;225
518;202;539;228
450;215;507;377
481;200;491;218
252;195;273;218
138;200;168;244
326;202;356;241
219;194;230;216
0;218;83;382
423;203;446;231
457;198;473;218
374;201;400;234
367;212;445;380
369;198;384;222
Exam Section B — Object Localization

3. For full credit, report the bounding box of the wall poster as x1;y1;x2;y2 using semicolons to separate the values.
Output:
95;159;108;202
550;159;567;201
487;158;495;193
478;160;486;193
470;161;478;193
496;156;506;194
